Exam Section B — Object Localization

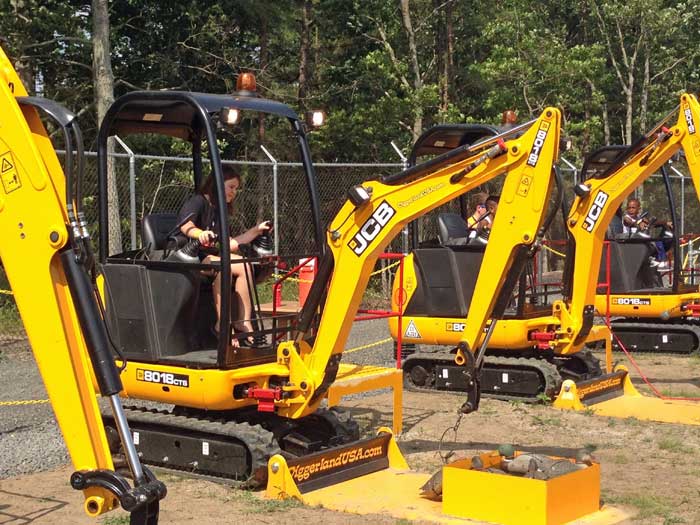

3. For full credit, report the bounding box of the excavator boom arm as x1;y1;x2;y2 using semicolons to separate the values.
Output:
0;46;164;521
278;107;562;418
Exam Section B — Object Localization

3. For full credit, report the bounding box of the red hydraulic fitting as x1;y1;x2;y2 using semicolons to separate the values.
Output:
529;330;556;350
683;302;700;318
247;386;282;412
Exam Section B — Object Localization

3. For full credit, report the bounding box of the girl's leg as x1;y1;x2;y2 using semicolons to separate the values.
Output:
204;255;239;347
230;254;255;334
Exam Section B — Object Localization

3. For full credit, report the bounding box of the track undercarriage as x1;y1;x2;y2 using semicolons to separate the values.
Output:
609;319;700;354
402;348;603;402
103;406;360;487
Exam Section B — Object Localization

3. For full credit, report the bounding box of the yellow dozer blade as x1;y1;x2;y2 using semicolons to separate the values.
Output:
265;428;630;525
553;365;700;425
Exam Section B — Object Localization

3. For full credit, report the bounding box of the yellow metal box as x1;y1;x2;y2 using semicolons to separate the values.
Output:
442;451;600;525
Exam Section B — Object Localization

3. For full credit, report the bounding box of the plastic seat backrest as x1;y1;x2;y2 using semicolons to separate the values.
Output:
437;212;469;245
142;212;179;251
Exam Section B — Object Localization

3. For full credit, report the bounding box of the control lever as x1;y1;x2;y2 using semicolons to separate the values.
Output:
166;232;219;264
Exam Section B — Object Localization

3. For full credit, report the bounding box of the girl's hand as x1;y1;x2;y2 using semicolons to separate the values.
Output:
257;221;272;235
198;230;216;246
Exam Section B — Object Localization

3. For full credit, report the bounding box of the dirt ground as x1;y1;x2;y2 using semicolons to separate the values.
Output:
1;351;699;525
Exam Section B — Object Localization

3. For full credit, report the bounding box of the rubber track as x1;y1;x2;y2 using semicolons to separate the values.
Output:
482;356;562;402
403;352;562;403
609;320;700;353
113;406;280;486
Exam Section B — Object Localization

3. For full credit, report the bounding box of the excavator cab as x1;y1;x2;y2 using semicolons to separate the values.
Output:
95;88;325;370
583;145;700;353
390;123;577;400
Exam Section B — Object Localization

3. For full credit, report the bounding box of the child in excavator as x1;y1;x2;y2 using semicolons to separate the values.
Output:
177;166;272;347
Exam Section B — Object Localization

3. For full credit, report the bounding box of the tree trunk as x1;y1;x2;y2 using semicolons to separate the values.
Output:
625;73;634;145
258;16;268;144
14;56;34;95
603;102;610;145
298;0;313;109
640;51;650;134
92;0;121;254
445;1;454;104
433;0;447;112
399;0;423;141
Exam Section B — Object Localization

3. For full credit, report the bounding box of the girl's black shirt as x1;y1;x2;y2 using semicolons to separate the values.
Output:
177;194;220;235
176;195;227;259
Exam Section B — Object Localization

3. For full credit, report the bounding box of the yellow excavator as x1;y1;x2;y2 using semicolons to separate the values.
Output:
0;43;568;520
586;146;700;354
389;94;700;404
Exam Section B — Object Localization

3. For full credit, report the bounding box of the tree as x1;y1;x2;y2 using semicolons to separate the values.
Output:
92;0;121;253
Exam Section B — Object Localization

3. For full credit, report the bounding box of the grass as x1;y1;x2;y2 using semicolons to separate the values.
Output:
531;414;563;427
101;515;130;525
535;392;551;404
233;490;302;513
658;436;694;453
604;493;678;522
508;399;528;412
658;388;700;399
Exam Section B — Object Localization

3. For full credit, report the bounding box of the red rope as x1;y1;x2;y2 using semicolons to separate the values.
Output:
604;317;700;402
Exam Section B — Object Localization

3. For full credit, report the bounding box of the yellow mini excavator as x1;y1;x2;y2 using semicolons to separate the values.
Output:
586;145;700;354
0;42;571;520
389;94;700;406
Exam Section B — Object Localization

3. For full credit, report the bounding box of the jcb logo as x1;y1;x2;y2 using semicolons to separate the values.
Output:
684;105;696;135
137;368;189;387
527;122;550;167
582;191;609;232
348;201;396;256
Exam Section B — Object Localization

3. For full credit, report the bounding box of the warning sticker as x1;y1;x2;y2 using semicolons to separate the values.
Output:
517;174;532;197
404;319;421;339
0;151;21;194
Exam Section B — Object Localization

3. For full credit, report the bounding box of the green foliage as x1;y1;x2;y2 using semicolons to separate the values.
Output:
2;0;700;220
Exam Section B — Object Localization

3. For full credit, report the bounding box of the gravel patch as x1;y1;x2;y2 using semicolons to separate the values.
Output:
0;317;396;478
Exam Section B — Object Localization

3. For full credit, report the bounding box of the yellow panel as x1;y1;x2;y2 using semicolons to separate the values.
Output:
588;396;700;425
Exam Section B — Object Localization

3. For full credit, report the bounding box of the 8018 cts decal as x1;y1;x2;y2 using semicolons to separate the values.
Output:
684;101;696;134
612;297;651;306
137;368;189;387
348;200;396;256
526;121;550;167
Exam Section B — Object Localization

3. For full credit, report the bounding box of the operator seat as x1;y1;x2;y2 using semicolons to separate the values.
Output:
142;212;180;252
437;212;469;246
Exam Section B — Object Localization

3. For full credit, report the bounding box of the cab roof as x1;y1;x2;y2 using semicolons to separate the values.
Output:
409;123;501;165
107;91;299;140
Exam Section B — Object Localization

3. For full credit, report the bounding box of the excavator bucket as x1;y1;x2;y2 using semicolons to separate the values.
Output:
553;365;700;425
265;429;630;524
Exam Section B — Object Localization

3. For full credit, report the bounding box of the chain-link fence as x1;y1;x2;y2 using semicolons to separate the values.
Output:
2;151;700;354
0;152;404;353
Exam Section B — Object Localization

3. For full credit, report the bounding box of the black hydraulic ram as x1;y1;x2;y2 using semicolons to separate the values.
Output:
60;249;166;524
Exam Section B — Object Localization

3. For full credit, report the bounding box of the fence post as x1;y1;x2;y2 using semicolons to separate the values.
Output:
669;164;686;237
391;141;409;254
114;135;137;250
260;145;279;256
